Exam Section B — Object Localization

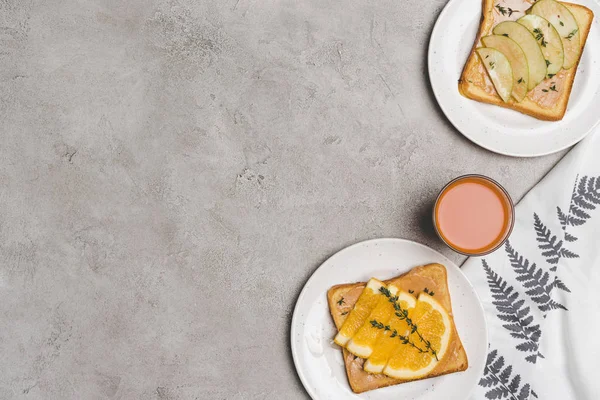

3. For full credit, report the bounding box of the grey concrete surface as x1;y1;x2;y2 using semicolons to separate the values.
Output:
0;0;566;399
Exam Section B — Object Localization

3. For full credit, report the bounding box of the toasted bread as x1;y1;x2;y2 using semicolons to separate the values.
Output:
458;0;594;121
327;264;468;394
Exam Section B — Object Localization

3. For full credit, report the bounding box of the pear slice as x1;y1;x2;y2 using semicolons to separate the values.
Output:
529;0;581;69
482;35;529;102
476;48;513;103
518;15;564;77
493;21;547;90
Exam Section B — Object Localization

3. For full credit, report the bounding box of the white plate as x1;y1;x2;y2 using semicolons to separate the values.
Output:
291;238;488;400
428;0;600;157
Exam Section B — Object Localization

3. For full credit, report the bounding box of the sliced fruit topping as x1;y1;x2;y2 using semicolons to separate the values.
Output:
476;48;514;103
364;291;417;374
347;285;399;358
517;14;564;77
481;35;529;102
529;0;581;69
493;21;547;89
383;293;452;379
334;278;384;346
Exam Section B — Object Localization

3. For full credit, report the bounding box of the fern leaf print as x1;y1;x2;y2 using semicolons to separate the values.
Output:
533;213;578;270
476;176;599;399
479;349;536;400
558;175;600;240
483;260;543;363
505;242;568;312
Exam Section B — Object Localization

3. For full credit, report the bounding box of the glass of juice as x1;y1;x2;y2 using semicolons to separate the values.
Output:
433;175;514;256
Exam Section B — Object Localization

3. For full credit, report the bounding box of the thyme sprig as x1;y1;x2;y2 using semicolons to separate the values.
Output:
370;319;429;354
495;4;519;16
533;28;548;47
378;287;439;361
566;29;578;40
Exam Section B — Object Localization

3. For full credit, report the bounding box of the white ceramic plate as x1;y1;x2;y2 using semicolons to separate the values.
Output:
428;0;600;157
291;238;488;400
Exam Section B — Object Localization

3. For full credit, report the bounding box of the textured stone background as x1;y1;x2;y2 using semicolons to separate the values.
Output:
0;0;566;399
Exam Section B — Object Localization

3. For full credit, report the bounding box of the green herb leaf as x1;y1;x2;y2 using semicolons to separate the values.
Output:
502;33;509;37
337;297;345;306
341;311;348;316
549;84;558;92
377;287;439;361
495;4;519;16
566;29;578;40
542;89;549;92
545;59;551;67
517;77;524;84
379;287;391;297
533;28;548;47
560;21;564;26
370;319;384;329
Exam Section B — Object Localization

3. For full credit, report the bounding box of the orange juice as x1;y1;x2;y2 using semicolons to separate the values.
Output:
434;175;514;255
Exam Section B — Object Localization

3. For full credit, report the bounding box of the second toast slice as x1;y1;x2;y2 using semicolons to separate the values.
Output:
458;0;594;121
327;264;468;394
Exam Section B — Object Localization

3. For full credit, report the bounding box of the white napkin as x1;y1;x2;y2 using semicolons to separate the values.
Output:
463;130;600;400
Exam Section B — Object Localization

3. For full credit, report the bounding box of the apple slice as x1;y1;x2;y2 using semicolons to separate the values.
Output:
518;15;564;77
528;0;581;69
476;48;513;103
481;35;529;102
493;21;547;90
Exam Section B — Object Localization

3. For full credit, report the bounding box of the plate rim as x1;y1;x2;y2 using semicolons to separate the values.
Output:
427;0;600;158
290;237;489;400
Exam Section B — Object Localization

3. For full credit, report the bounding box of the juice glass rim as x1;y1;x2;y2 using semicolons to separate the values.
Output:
433;174;515;257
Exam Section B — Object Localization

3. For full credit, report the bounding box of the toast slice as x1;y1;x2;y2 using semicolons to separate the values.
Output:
458;0;594;121
327;264;468;394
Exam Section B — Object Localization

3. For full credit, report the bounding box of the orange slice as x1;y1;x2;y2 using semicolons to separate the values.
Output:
334;279;384;346
364;291;417;373
383;293;451;379
346;285;399;358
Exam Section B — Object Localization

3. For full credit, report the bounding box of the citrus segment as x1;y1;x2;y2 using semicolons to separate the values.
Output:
364;291;417;373
334;278;384;346
346;285;399;358
383;293;452;379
